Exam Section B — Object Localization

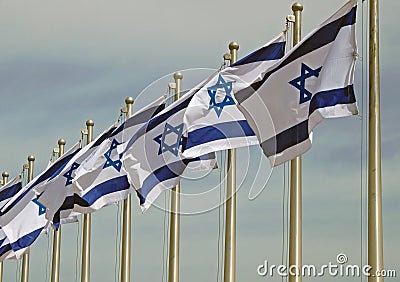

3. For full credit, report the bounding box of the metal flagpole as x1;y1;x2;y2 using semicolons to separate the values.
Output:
21;155;35;282
51;139;66;282
168;72;183;282
368;1;384;281
81;120;94;282
223;42;238;282
0;172;9;282
120;97;134;282
289;3;303;282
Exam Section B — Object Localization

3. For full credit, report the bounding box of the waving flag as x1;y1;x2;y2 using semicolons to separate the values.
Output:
182;33;286;158
121;92;216;211
73;96;166;213
0;175;22;261
34;133;114;226
235;0;358;165
0;144;81;257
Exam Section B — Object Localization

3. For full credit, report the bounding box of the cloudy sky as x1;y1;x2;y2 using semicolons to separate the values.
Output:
0;0;399;281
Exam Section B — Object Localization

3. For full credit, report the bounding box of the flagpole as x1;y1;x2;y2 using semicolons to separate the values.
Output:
368;0;384;281
21;155;35;282
289;3;303;282
168;71;183;282
50;139;66;282
0;172;9;282
223;42;238;282
81;120;94;282
120;97;134;282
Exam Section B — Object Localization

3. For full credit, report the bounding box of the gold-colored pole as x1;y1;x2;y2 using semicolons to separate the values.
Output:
289;3;303;282
50;139;66;282
81;120;94;282
120;97;134;282
21;156;35;282
223;42;238;282
368;1;384;281
167;72;183;282
0;172;9;282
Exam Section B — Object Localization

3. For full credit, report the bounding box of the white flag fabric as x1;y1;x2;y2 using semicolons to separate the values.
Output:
121;92;216;211
182;33;286;158
73;96;166;213
0;144;82;257
0;175;22;261
34;134;113;226
235;0;358;166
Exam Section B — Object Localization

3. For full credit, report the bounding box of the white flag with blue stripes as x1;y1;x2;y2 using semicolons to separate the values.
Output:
235;0;358;166
0;175;22;261
0;143;82;257
73;96;167;213
34;134;113;226
182;33;286;158
121;92;216;211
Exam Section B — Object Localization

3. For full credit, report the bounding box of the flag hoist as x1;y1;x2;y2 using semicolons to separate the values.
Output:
50;139;66;282
168;71;183;282
289;3;303;282
0;171;9;282
81;120;94;282
21;155;35;282
368;0;383;281
224;42;238;282
120;97;134;282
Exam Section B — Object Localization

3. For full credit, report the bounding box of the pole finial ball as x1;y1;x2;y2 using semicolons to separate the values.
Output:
174;72;183;80
86;120;95;126
28;155;35;162
125;97;134;105
292;2;303;12
58;139;66;146
229;42;239;51
2;172;9;178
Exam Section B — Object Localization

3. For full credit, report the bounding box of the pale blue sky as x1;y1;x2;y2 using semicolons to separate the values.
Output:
0;0;399;281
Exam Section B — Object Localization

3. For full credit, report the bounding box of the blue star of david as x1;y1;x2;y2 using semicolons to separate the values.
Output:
289;63;322;104
63;162;80;186
207;74;236;117
103;139;123;172
154;123;184;156
32;198;46;216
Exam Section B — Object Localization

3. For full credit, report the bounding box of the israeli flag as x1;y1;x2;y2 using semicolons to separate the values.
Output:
73;96;166;213
34;135;109;226
0;143;82;257
235;0;358;166
182;33;286;158
0;175;22;261
121;92;216;211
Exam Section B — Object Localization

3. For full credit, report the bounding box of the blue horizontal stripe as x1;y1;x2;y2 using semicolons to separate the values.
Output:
90;126;118;149
231;42;285;67
235;6;357;103
184;120;255;151
309;85;356;115
10;227;43;252
260;120;309;157
0;243;11;257
110;104;166;137
138;157;204;205
0;182;22;202
81;176;130;207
